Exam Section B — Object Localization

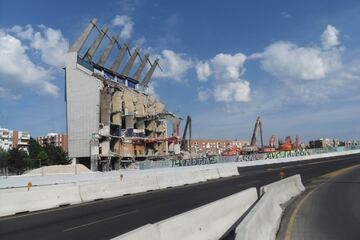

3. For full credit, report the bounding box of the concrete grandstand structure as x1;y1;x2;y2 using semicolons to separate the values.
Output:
65;19;180;171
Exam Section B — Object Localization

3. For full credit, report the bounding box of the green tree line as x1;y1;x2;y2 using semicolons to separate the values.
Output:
0;138;70;174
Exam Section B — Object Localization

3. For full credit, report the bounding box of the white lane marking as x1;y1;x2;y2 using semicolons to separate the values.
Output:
63;209;138;232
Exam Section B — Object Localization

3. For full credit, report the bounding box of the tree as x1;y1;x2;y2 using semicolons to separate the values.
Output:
37;151;49;167
28;138;43;160
0;148;9;169
7;147;28;174
44;145;70;165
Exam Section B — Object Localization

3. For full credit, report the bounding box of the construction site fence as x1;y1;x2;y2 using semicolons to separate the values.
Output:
138;145;360;169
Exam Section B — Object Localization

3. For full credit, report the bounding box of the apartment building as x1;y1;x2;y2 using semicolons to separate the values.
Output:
0;127;31;152
189;139;249;155
36;133;68;153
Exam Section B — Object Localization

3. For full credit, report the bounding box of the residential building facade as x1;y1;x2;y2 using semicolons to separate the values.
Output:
189;139;250;155
0;127;31;152
36;133;68;153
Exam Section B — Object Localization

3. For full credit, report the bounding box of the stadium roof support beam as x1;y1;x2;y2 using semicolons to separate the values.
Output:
83;26;108;61
121;48;140;77
68;18;97;53
111;43;128;72
132;53;149;81
97;35;117;66
140;58;159;88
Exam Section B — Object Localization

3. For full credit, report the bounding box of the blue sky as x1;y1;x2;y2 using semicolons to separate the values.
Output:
0;0;360;142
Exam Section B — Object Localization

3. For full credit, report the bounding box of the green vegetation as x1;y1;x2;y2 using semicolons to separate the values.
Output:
0;137;70;174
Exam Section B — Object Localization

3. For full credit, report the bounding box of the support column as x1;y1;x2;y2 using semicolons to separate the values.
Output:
68;18;97;53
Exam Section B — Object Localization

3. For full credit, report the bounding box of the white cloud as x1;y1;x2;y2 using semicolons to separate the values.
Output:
213;81;251;103
196;52;251;103
321;25;340;49
252;41;342;81
250;25;351;104
211;53;247;81
112;15;134;40
0;30;58;96
8;24;34;40
31;26;69;67
7;24;68;68
252;25;342;83
196;61;211;81
197;88;211;102
153;50;193;81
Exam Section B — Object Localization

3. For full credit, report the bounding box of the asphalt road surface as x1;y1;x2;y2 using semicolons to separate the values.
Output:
1;153;360;240
277;162;360;240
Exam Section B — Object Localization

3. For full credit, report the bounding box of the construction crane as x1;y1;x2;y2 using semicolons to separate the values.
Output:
242;116;263;154
180;116;192;154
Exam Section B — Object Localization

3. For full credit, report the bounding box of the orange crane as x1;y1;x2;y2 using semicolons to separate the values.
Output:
221;145;241;156
262;135;276;153
279;136;292;151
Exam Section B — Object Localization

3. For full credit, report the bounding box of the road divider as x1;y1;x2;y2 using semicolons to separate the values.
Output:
235;175;305;240
113;188;257;240
0;183;81;217
0;166;240;217
79;174;159;202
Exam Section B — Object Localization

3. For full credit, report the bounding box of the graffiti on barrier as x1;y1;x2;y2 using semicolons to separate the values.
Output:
265;149;311;159
236;149;312;162
172;156;219;167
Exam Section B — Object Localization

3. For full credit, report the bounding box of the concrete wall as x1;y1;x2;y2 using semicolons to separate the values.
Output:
65;52;101;159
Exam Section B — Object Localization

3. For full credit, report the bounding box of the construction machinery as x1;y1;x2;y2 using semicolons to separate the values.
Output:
241;116;263;154
221;145;241;156
293;135;301;150
180;116;192;154
279;136;292;151
262;135;276;153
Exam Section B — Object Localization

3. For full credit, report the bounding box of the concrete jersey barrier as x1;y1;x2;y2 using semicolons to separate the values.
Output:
79;174;159;202
235;174;305;240
113;187;258;240
0;183;81;217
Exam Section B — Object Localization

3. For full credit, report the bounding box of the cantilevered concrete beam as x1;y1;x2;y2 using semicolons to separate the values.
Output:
140;58;159;88
121;48;140;77
83;26;108;61
132;53;149;81
111;43;128;72
97;35;117;66
68;18;97;53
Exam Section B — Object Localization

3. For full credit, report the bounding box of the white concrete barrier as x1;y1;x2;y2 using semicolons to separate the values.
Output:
156;172;185;188
200;168;220;180
79;174;159;202
113;188;258;240
0;183;81;217
260;174;305;201
218;165;239;178
235;175;305;240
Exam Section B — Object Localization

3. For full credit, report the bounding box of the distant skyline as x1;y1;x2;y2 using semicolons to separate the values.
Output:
0;0;360;141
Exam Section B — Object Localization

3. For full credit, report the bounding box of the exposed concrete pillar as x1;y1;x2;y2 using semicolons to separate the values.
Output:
111;43;128;72
132;53;149;81
83;26;108;61
121;48;140;77
140;58;159;88
68;18;97;53
97;35;117;66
